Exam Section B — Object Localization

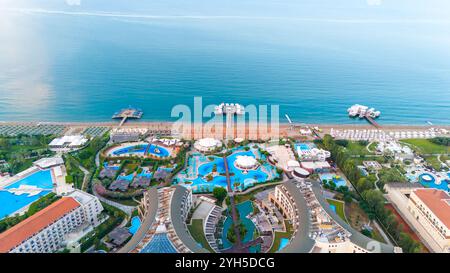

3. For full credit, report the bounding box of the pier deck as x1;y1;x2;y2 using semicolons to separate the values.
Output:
112;107;143;126
365;116;380;128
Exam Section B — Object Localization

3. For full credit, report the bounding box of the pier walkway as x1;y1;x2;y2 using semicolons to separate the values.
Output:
223;155;243;249
365;116;381;128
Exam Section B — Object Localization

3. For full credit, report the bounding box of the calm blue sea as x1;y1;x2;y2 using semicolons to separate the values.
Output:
0;0;449;124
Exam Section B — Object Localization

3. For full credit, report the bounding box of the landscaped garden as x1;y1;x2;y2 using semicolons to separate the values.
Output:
187;219;214;253
269;220;293;253
0;135;54;174
326;199;348;223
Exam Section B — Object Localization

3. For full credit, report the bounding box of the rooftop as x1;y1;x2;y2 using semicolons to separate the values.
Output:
49;135;88;147
413;188;450;229
0;197;80;253
171;186;209;253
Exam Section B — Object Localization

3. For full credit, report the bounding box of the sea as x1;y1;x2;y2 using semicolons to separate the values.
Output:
0;0;449;125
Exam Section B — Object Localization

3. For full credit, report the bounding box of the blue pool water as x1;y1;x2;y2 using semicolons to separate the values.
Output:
117;173;135;181
221;201;258;251
128;216;142;235
296;143;312;152
419;173;450;192
112;144;170;157
103;162;120;170
147;144;170;157
319;173;347;188
0;170;53;219
177;147;278;193
278;238;290;252
330;204;337;213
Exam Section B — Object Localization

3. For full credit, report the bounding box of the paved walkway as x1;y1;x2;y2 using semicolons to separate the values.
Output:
223;155;242;248
78;164;91;192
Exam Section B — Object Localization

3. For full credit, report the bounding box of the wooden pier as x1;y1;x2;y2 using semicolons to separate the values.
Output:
365;116;381;128
112;107;143;127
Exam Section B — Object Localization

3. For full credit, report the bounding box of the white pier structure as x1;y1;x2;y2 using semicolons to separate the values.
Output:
347;104;381;119
214;103;244;139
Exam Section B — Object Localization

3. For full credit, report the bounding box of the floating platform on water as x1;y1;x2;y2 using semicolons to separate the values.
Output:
214;103;245;115
113;107;143;126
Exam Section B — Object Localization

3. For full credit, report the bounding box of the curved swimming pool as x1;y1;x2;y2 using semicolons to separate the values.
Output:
419;173;449;191
112;144;170;157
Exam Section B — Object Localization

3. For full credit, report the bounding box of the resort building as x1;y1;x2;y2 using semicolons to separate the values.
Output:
292;167;310;179
194;138;222;152
272;180;400;253
120;186;208;253
266;145;297;171
49;135;88;151
110;128;146;143
408;189;450;253
234;155;259;170
0;190;103;253
269;181;316;253
269;183;299;221
296;144;331;162
385;183;450;253
300;161;331;173
33;157;65;169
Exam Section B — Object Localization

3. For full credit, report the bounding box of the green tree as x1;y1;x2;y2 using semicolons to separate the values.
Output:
213;187;228;205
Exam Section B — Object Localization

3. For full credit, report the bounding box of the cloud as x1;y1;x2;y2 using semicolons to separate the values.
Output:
65;0;81;6
367;0;382;6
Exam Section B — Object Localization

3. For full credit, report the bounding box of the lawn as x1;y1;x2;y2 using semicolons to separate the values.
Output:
326;199;348;223
187;219;214;253
345;141;373;156
401;139;449;154
424;156;443;170
268;220;293;253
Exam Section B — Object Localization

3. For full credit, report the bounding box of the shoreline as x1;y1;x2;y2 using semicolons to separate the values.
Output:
1;120;449;129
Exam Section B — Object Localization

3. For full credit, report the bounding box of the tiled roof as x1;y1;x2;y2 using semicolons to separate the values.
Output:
413;189;450;229
0;197;80;253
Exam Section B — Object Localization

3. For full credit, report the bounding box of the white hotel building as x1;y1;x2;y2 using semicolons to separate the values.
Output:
408;189;450;253
0;190;103;253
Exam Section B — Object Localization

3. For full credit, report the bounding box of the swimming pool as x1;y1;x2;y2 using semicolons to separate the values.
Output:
176;147;278;193
278;238;290;252
221;201;258;251
297;143;310;151
319;173;347;188
111;144;170;158
117;173;135;181
128;216;142;235
419;173;450;192
0;170;54;219
329;204;337;213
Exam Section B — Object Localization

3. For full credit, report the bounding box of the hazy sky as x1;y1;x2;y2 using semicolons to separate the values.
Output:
1;0;450;21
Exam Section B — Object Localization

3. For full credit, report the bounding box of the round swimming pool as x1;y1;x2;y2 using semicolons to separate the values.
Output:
419;173;435;183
